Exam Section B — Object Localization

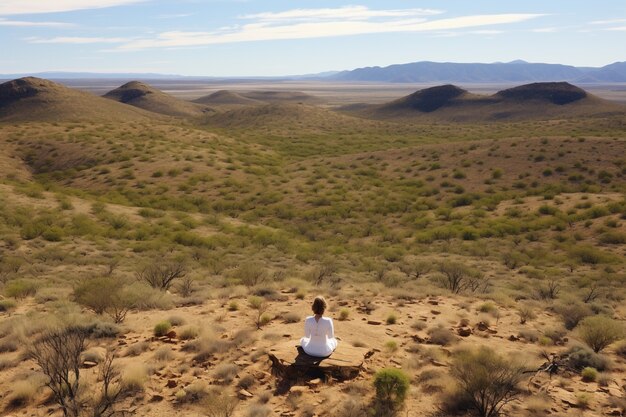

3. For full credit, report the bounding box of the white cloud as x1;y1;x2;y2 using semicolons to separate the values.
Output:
532;27;558;33
242;6;443;21
113;11;544;50
470;30;503;35
0;0;145;15
606;26;626;31
590;18;626;25
0;18;73;27
26;36;129;44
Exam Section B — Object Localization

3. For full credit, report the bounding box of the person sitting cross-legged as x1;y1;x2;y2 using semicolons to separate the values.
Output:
299;295;337;358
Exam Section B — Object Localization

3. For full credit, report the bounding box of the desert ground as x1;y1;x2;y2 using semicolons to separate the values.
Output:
0;77;625;417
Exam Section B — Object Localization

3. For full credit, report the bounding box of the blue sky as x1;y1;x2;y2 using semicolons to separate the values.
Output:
0;0;625;76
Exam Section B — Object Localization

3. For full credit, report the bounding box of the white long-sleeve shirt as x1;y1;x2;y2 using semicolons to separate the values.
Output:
300;316;337;357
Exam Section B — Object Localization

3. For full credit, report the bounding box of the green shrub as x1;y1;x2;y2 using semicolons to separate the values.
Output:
42;226;64;242
4;280;37;299
0;299;17;312
581;367;598;382
373;368;410;411
477;302;497;313
386;313;397;325
339;308;349;321
154;321;172;337
577;315;624;353
599;232;626;244
566;345;609;371
73;277;135;323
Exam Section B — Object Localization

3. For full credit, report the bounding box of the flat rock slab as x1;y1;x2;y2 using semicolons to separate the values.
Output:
268;341;373;387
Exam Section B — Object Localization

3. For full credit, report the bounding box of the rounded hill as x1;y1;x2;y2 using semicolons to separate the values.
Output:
495;82;587;105
104;81;211;117
0;77;152;123
193;90;262;106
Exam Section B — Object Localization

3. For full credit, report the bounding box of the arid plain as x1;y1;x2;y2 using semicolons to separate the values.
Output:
1;77;626;417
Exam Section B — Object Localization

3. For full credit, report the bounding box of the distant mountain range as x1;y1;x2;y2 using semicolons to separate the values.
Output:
328;60;626;83
1;61;625;83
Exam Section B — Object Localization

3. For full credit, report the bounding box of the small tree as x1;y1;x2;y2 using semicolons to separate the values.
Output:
437;262;483;294
136;259;187;290
28;326;88;417
73;277;135;323
248;296;269;329
310;259;337;286
373;368;410;415
450;346;525;417
578;315;624;353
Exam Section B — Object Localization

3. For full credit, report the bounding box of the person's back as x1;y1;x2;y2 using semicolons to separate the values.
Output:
300;296;338;357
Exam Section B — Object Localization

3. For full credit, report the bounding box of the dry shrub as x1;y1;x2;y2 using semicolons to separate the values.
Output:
555;302;592;330
282;311;301;323
428;325;456;346
446;346;525;417
176;381;210;404
7;379;40;408
203;387;238;417
179;325;199;340
245;404;272;417
121;363;148;391
237;374;256;390
167;315;186;326
213;363;239;384
124;341;149;357
154;346;174;362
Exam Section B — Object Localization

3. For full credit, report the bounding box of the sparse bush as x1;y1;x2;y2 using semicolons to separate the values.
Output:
121;363;148;392
28;326;88;417
428;325;456;346
450;346;525;417
179;325;199;340
477;302;496;313
7;379;40;408
436;262;486;294
124;341;149;357
386;313;397;325
213;363;239;384
580;367;598;382
0;299;17;313
234;262;267;286
167;315;186;326
577;315;624;352
136;259;187;290
248;296;269;329
74;276;135;323
556;302;592;330
384;340;398;353
576;392;592;409
373;368;410;413
283;312;300;323
204;387;238;417
566;345;610;371
339;308;350;321
85;320;120;339
517;305;536;324
411;320;427;331
154;320;172;337
4;279;37;299
176;381;210;403
154;346;174;362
